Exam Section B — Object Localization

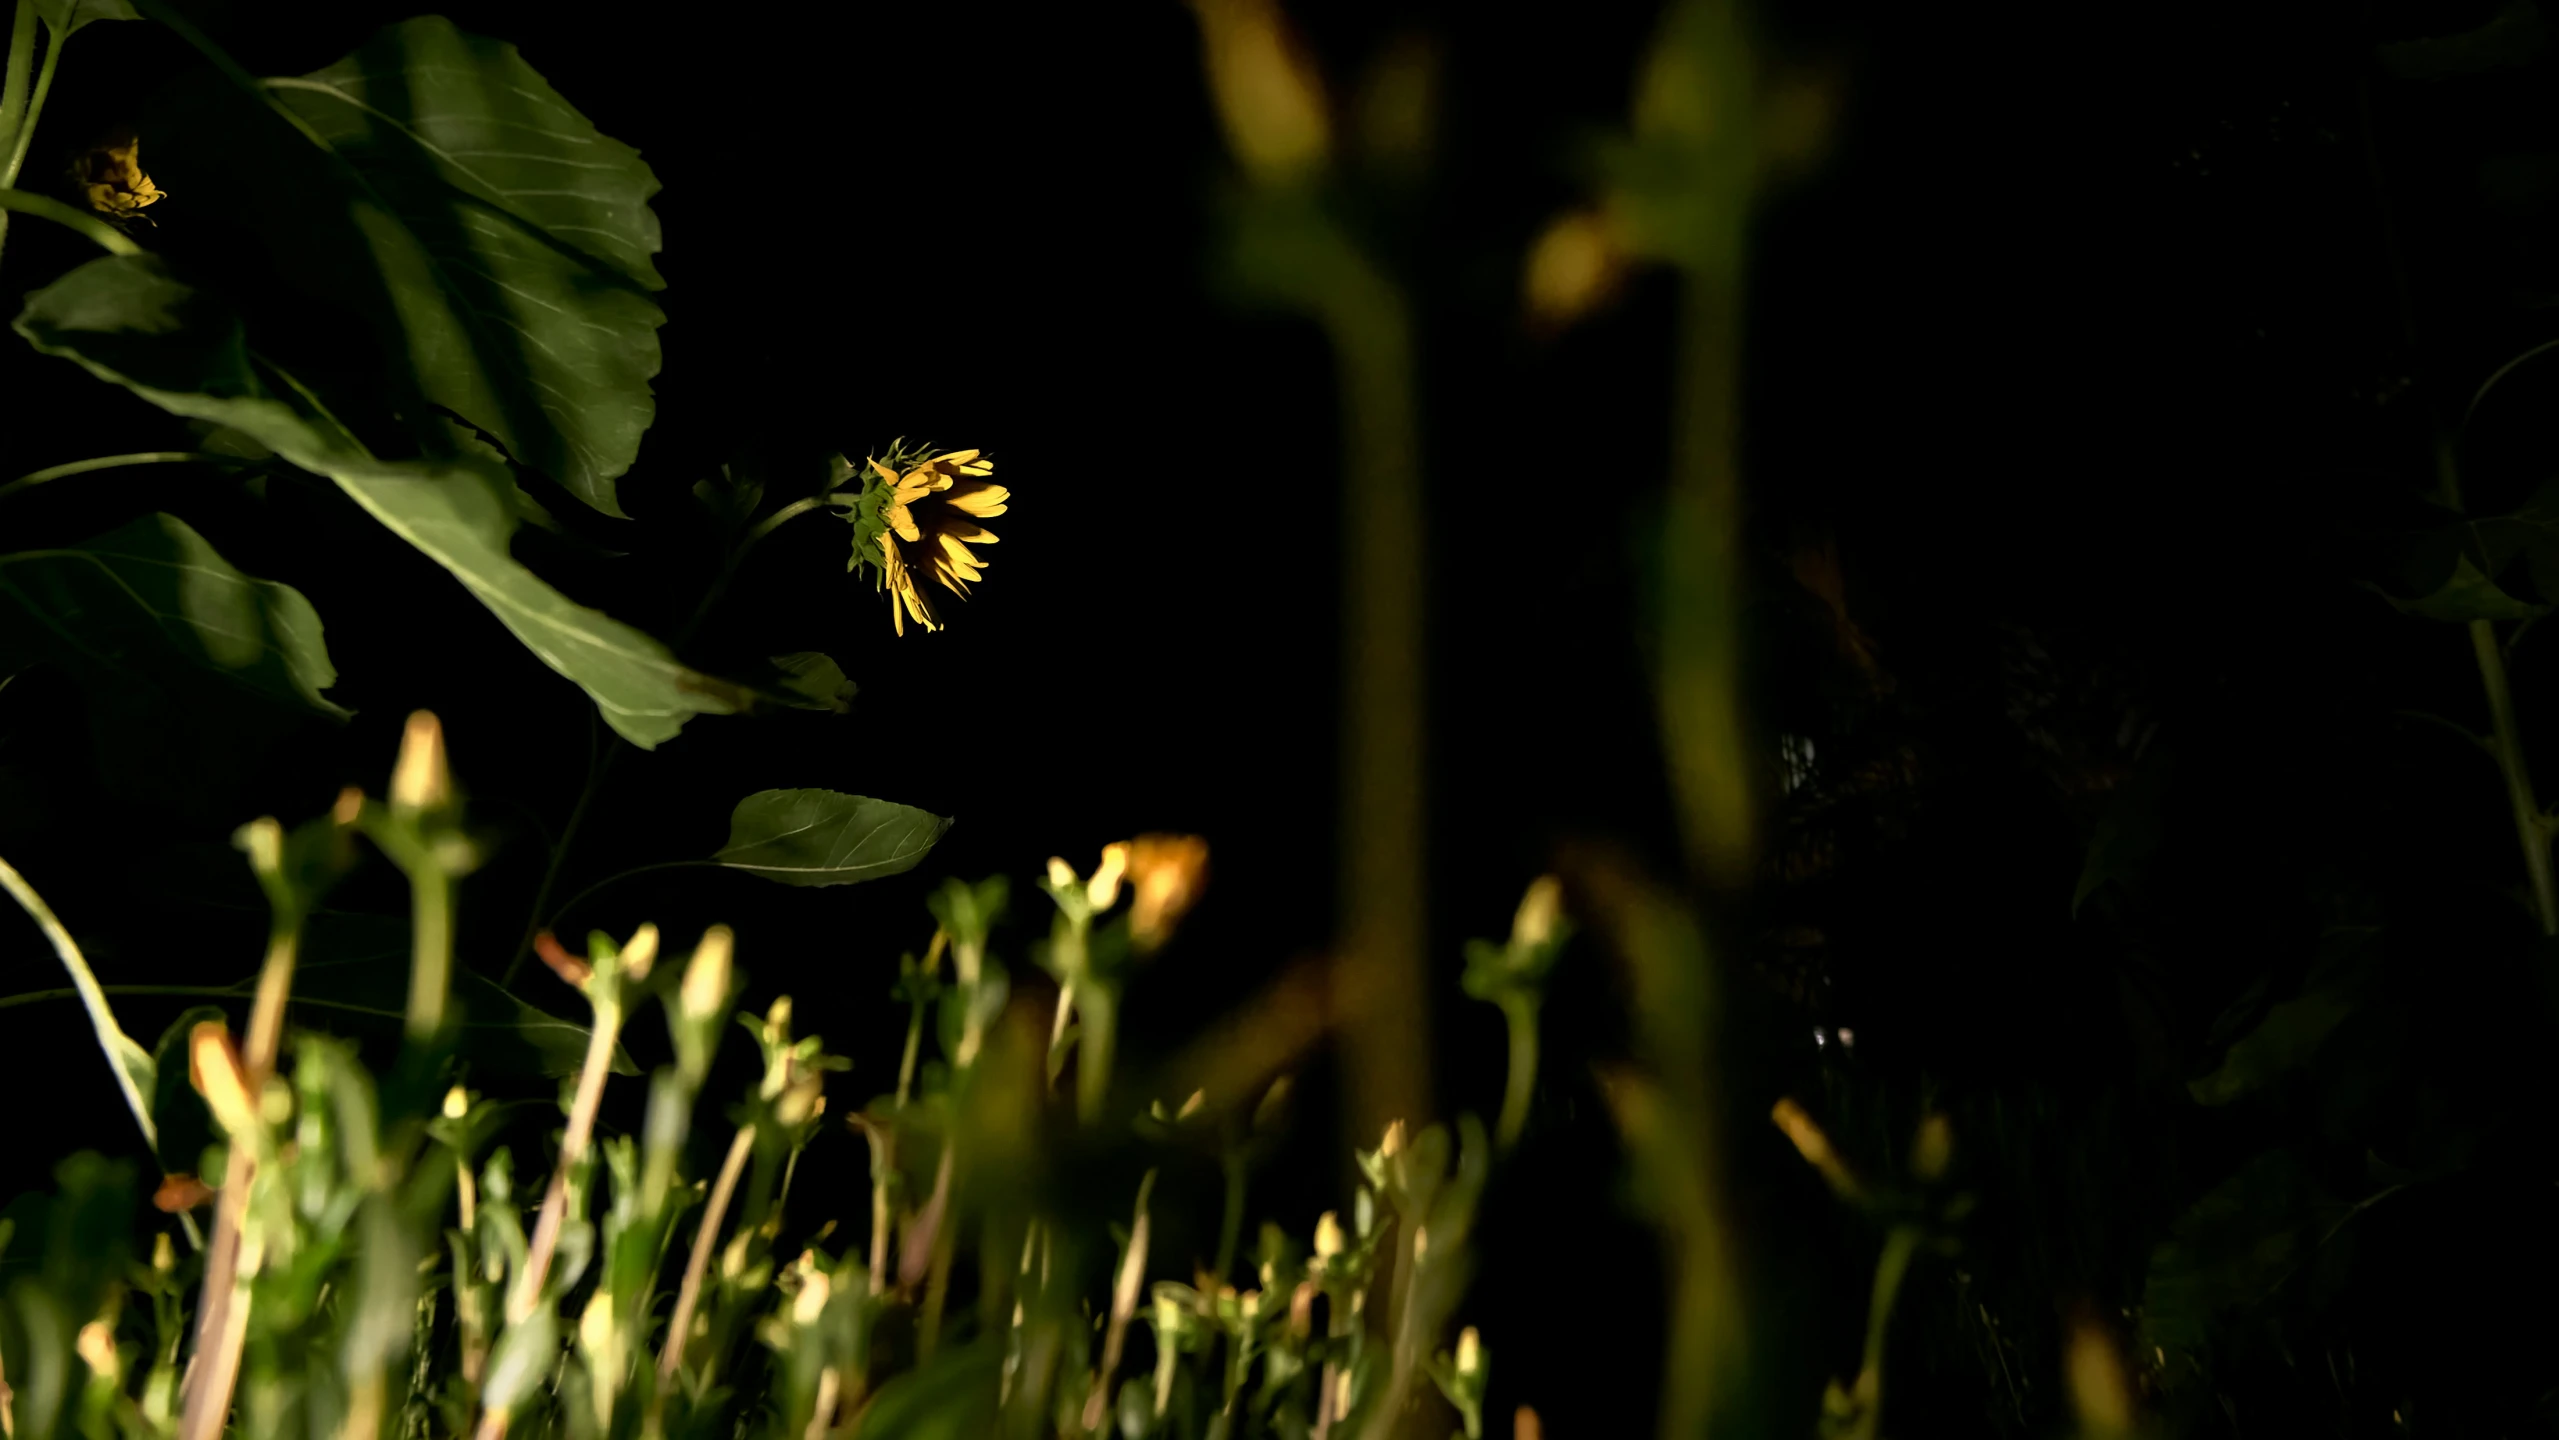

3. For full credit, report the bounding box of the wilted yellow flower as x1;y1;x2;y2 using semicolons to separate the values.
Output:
69;130;165;229
873;449;1006;636
1120;834;1210;951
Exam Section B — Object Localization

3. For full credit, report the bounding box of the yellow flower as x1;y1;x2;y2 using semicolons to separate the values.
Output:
69;131;166;229
1120;833;1210;952
872;449;1006;635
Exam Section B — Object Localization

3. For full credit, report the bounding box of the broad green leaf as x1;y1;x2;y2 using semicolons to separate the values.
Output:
13;252;741;747
2190;928;2381;1107
153;16;668;515
713;789;952;887
0;512;346;720
2139;1149;2352;1361
33;0;137;36
767;652;856;712
2372;553;2547;622
2378;0;2545;80
848;1340;1003;1439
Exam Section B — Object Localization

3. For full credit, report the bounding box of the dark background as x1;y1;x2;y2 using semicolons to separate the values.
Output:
7;0;2559;1433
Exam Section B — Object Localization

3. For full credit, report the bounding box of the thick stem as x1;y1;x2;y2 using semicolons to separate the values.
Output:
0;2;35;188
2469;618;2559;934
407;865;454;1040
0;14;58;187
0;186;139;257
1321;253;1432;1151
1075;983;1118;1125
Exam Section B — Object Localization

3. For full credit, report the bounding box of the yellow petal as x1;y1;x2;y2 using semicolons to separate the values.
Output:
871;458;900;484
938;448;981;466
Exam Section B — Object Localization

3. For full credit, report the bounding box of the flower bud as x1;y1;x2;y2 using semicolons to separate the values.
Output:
1189;0;1331;182
1911;1112;1953;1182
1313;1210;1344;1259
620;922;660;981
188;1021;257;1138
793;1263;833;1325
443;1086;470;1120
1457;1325;1481;1377
1511;875;1564;951
1047;856;1078;892
1089;842;1129;912
682;926;735;1023
389;711;452;816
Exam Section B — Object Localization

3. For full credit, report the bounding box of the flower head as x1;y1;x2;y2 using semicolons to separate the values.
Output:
69;130;166;230
846;446;1007;635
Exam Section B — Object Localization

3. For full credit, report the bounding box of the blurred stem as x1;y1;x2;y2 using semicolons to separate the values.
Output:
660;1124;756;1382
919;1143;960;1362
1076;981;1119;1125
1661;270;1752;886
1313;232;1431;1150
407;864;454;1040
1837;1224;1923;1440
1495;993;1540;1153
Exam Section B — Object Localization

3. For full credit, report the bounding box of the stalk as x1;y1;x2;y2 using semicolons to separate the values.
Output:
1495;994;1540;1153
660;1126;756;1381
0;9;59;187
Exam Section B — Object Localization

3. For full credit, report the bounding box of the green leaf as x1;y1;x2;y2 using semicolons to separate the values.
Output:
766;652;856;712
33;0;137;36
713;789;952;887
0;512;346;720
2378;0;2546;80
850;1340;1003;1439
154;16;667;516
2140;1149;2352;1362
13;252;742;747
2372;553;2547;622
2071;744;2173;918
2187;932;2380;1106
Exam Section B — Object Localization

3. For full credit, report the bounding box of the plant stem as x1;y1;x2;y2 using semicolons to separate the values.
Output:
0;2;35;194
408;864;454;1039
1495;993;1540;1152
1836;1224;1923;1440
0;10;57;187
660;1125;756;1381
1076;982;1119;1126
0;185;137;257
